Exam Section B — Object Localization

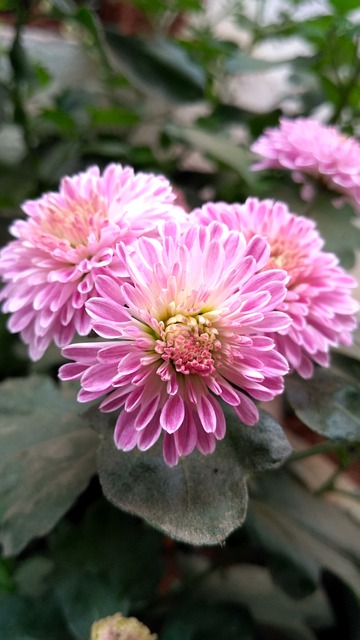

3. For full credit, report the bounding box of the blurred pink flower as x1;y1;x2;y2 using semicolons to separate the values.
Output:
0;164;183;360
251;117;360;212
59;222;291;466
193;199;359;378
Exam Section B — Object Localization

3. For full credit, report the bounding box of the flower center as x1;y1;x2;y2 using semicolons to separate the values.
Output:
40;194;108;248
155;314;221;376
266;239;310;287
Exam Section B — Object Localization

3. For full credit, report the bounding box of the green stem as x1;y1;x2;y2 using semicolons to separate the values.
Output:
9;1;37;157
314;466;343;495
288;440;344;463
331;488;360;501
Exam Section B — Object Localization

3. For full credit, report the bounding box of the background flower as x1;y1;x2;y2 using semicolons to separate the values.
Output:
0;164;184;360
193;198;359;378
251;117;360;212
59;221;291;466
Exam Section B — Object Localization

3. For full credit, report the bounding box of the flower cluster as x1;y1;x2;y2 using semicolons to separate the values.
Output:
251;117;360;212
59;222;291;465
0;134;358;464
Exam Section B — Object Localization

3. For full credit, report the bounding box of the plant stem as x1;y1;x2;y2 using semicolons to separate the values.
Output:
9;1;37;157
288;440;344;463
331;488;360;501
314;466;343;495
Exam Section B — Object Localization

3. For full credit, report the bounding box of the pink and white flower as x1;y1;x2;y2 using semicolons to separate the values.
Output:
251;117;360;212
193;199;359;378
59;221;291;466
0;164;184;360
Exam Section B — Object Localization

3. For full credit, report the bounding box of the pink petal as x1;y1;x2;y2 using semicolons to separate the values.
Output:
160;394;185;433
114;410;139;451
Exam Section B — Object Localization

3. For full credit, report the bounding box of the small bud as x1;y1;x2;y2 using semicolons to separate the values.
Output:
90;612;157;640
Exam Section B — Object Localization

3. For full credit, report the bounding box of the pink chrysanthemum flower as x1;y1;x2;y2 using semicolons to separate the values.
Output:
193;199;359;378
0;164;184;360
59;222;291;466
251;117;360;212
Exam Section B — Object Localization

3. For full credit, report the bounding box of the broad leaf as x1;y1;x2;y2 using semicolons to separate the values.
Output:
286;369;360;441
72;7;113;71
0;592;72;640
88;105;139;128
105;30;205;102
0;375;98;556
162;600;255;640
225;52;312;75
249;470;360;597
245;506;319;599
197;563;332;640
95;407;291;545
328;0;360;14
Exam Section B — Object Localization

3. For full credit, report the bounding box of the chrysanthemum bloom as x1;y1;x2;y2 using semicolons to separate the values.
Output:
59;222;291;465
251;117;360;213
0;164;185;360
193;199;359;378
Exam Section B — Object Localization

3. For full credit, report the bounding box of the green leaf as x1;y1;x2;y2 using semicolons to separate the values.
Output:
105;30;205;103
49;0;77;15
95;407;291;545
245;506;319;599
225;51;279;75
286;368;360;442
328;0;360;14
40;108;77;136
0;0;18;8
0;560;15;595
0;592;71;640
88;105;139;128
0;375;98;556
50;500;163;640
198;563;331;640
249;469;360;597
298;15;334;41
56;573;126;640
72;7;113;72
14;557;53;599
167;124;256;187
82;140;129;159
9;33;33;85
33;62;52;88
225;52;312;75
124;0;202;15
162;601;255;640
